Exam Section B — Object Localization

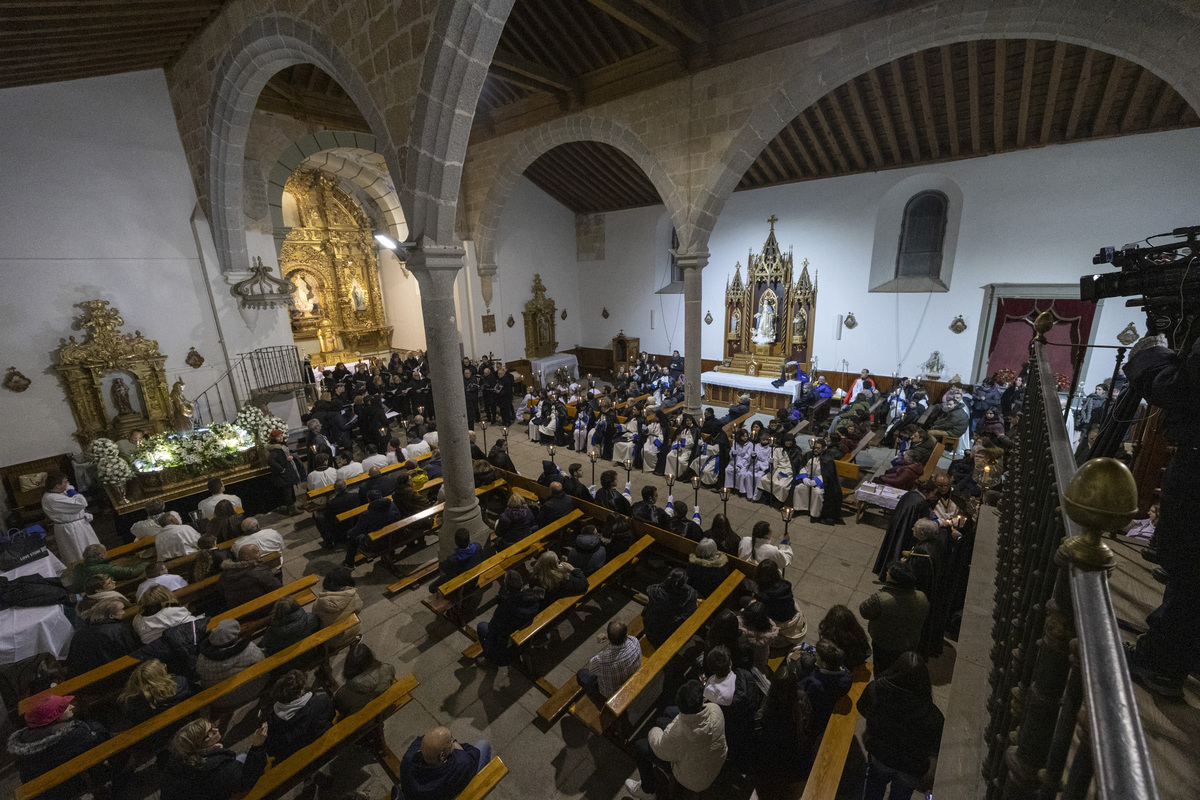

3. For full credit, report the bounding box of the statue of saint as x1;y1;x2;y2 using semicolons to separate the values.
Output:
111;377;134;416
169;379;195;431
793;307;808;345
294;276;319;315
752;298;777;345
350;278;367;312
731;313;739;335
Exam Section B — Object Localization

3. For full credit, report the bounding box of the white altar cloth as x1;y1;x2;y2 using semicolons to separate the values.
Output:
530;353;579;383
700;371;802;400
0;553;73;665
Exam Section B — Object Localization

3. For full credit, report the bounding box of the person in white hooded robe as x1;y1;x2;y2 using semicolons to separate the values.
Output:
791;437;828;518
40;472;101;564
725;428;754;496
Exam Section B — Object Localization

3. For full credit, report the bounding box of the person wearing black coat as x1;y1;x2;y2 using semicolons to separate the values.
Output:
160;718;268;800
319;481;361;548
594;470;632;515
66;602;140;676
345;493;402;567
476;571;544;667
6;697;113;800
263;670;335;761
630;485;671;528
566;526;606;576
872;481;939;576
488;440;518;474
259;597;320;656
643;568;697;647
858;653;944;800
264;431;305;513
494;495;538;547
536;484;575;528
686;538;729;598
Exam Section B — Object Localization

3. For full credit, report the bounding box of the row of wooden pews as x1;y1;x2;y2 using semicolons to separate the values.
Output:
306;449;434;500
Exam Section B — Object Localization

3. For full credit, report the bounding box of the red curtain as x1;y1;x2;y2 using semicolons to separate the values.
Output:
986;298;1096;384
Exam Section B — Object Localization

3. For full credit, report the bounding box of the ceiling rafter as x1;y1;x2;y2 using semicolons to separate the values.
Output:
1066;47;1096;139
967;40;982;153
1016;39;1037;147
630;0;710;42
940;45;960;157
866;68;903;164
810;99;851;172
584;0;690;52
843;80;883;167
1092;55;1125;136
796;112;836;174
1040;40;1067;144
889;59;921;162
826;89;867;169
911;49;940;159
993;39;1007;151
1121;66;1155;132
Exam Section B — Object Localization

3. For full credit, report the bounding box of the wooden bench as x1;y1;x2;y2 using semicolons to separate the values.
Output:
571;570;745;735
307;451;431;499
335;477;445;523
120;550;283;619
536;615;647;724
238;672;419;800
210;573;320;629
454;756;509;800
799;663;872;800
16;614;362;799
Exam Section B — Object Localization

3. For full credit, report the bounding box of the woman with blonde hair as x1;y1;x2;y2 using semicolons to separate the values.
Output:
133;584;201;644
530;551;587;608
117;658;192;736
161;718;268;800
494;492;537;547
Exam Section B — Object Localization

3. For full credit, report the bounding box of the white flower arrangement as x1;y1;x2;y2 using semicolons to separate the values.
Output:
130;425;256;475
88;438;134;486
233;405;287;444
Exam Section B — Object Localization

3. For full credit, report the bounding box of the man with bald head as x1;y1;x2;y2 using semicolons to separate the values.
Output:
535;480;575;528
399;725;492;799
232;517;284;557
360;465;397;498
217;543;281;612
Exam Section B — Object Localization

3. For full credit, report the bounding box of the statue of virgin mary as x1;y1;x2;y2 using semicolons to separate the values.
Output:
752;298;777;345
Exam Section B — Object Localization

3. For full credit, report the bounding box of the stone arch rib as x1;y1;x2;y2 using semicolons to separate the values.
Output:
691;0;1200;256
475;115;687;274
207;14;403;274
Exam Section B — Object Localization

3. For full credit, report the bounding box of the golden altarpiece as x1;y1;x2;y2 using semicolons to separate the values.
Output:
722;217;817;377
53;300;173;447
281;169;392;366
523;274;558;359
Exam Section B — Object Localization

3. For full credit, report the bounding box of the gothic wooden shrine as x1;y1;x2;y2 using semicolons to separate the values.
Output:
523;273;558;359
723;217;817;376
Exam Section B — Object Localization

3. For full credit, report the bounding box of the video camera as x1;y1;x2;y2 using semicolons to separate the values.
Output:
1081;225;1200;347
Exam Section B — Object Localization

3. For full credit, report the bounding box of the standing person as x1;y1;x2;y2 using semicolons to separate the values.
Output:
40;472;100;564
753;662;815;800
904;518;950;658
859;560;929;672
265;429;305;515
577;619;642;700
872;480;939;576
625;680;727;800
858;653;944;800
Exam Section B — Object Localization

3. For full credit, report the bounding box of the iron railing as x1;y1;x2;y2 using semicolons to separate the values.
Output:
193;345;308;425
983;339;1157;800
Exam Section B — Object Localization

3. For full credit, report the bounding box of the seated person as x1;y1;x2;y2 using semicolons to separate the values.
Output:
593;469;632;515
197;619;267;709
320;479;362;549
797;639;852;739
535;481;575;527
701;645;760;773
577;619;642;699
334;451;364;481
360;442;389;471
669;500;703;542
630;485;671;528
197;478;242;520
132;584;202;645
423;444;443;479
313;567;363;648
136;560;188;600
600;514;636;561
155;512;202;560
751;559;808;645
429;528;484;593
217;544;282;612
66;599;139;677
334;640;397;716
259;596;320;656
476;570;543;668
76;573;132;615
232;517;284;556
626;679;727;800
160;718;268;800
360;465;398;498
686;538;729;598
129;498;165;540
876;451;925;490
116;659;192;746
644;568;697;648
263;669;335;761
307;453;338;490
530;551;588;608
399;725;492;800
6;696;113;800
494;494;538;547
392;471;433;516
192;534;233;582
205;501;243;545
345;490;402;567
566;525;606;576
70;543;146;593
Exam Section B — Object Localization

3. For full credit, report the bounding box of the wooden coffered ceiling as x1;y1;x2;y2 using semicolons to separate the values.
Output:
523;141;662;214
0;0;228;90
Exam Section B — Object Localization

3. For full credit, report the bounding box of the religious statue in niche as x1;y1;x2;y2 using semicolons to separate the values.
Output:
722;216;818;377
280;169;392;365
169;378;195;432
110;377;134;416
522;273;558;359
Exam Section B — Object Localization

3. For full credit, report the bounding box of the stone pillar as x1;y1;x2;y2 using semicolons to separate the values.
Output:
676;250;709;418
406;243;487;556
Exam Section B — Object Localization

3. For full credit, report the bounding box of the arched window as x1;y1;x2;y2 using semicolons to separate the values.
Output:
895;191;949;279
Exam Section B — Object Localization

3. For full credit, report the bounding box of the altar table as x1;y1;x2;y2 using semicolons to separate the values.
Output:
0;553;73;665
701;370;802;412
530;353;579;385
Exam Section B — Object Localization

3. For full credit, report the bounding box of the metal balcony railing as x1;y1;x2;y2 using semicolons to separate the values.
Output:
192;345;309;425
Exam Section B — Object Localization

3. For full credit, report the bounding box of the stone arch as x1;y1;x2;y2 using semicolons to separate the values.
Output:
688;0;1200;255
207;14;404;275
264;131;408;251
474;114;688;277
405;0;515;246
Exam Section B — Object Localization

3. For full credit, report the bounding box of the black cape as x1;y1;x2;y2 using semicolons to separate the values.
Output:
873;490;930;575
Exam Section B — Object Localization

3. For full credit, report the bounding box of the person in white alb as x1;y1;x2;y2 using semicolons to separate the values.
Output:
130;498;166;541
135;561;188;600
197;477;242;519
40;472;102;564
232;517;284;556
307;453;338;490
335;452;364;481
155;512;202;560
360;443;389;471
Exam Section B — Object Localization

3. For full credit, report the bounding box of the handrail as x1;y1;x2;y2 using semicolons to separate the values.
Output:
983;340;1157;800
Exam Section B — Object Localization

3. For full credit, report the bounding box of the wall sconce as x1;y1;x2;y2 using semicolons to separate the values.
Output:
506;315;515;328
949;315;968;334
704;310;713;325
843;312;858;330
602;308;610;319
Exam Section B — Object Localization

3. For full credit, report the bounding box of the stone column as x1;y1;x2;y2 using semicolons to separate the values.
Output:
676;250;709;418
405;243;487;556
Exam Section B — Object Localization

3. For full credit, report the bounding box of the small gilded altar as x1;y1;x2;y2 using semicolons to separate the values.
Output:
282;169;392;365
523;274;558;359
722;216;817;377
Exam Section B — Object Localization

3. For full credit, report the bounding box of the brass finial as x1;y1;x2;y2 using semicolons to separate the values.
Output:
1059;457;1138;570
1032;311;1055;343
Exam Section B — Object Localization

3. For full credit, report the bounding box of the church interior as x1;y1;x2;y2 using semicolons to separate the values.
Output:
0;1;1197;799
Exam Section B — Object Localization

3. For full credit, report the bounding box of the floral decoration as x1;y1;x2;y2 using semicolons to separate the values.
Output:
994;368;1016;385
88;438;133;486
233;405;287;444
1053;372;1071;391
130;424;255;475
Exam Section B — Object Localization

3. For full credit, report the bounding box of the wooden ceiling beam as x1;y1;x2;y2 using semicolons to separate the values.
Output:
0;25;198;48
810;101;851;172
796;112;835;174
888;59;921;162
491;50;577;93
768;135;805;179
1040;40;1067;145
866;68;902;164
781;121;820;176
1092;56;1125;136
1065;48;1095;139
568;144;648;204
845;78;883;167
531;5;602;75
629;0;710;43
940;45;959;157
584;0;689;52
993;39;1007;152
1149;84;1177;127
600;149;660;199
826;90;867;170
1120;66;1155;132
911;50;940;159
4;5;215;23
0;37;189;60
967;40;981;153
0;47;176;71
1016;39;1037;147
759;144;789;184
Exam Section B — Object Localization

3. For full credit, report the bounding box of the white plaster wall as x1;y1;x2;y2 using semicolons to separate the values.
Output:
0;69;295;474
571;128;1200;390
378;248;427;351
